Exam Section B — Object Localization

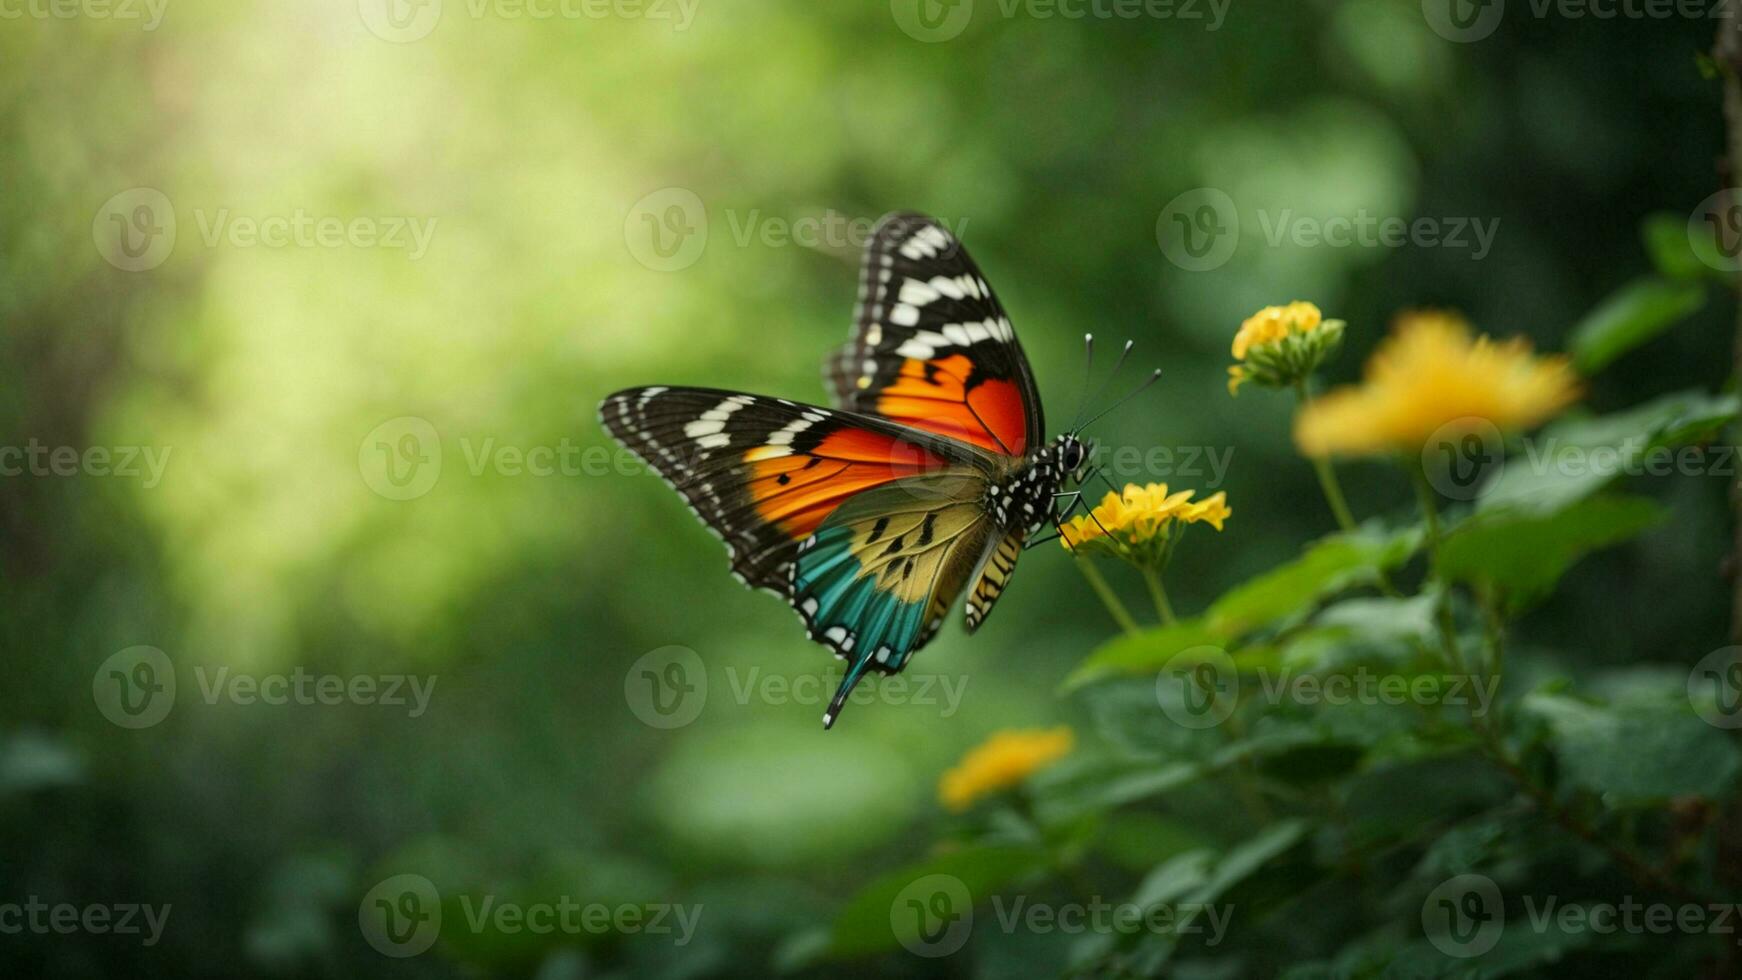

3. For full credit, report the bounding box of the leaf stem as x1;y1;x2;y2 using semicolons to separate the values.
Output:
1075;557;1140;635
1141;567;1177;625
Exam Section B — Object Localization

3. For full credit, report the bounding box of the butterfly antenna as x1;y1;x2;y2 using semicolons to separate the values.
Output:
1072;339;1135;434
1078;368;1163;431
1069;333;1096;431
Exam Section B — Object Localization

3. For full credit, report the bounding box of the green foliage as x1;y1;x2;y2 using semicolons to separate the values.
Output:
1440;496;1667;612
1568;277;1705;373
1522;694;1741;806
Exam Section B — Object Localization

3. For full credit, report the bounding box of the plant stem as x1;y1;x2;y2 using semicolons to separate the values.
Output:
1294;381;1360;534
1075;557;1140;635
1141;567;1177;625
1411;463;1470;678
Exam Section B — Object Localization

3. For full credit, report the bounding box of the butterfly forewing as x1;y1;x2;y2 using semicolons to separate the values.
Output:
600;385;993;591
825;212;1044;458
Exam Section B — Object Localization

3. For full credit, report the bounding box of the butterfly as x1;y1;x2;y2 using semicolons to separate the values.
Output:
602;212;1152;728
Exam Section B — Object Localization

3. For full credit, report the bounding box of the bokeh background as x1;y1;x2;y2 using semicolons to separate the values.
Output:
1;0;1735;976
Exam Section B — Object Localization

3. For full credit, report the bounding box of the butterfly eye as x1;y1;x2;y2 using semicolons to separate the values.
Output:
1061;442;1083;471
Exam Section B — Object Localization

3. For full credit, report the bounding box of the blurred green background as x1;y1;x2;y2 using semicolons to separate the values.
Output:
1;0;1735;976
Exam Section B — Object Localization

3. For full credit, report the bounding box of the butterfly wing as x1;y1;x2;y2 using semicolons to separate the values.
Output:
599;385;997;592
825;212;1044;458
788;472;1000;727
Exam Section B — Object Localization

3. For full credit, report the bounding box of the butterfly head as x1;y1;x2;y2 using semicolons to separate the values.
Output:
1054;433;1091;483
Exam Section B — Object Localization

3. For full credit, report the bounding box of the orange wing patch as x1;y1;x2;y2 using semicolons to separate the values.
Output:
873;355;1030;456
745;430;950;540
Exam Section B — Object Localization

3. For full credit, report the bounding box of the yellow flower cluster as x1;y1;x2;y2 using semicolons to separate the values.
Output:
1232;300;1324;359
1059;482;1230;563
1227;301;1341;395
1294;311;1580;458
938;726;1074;812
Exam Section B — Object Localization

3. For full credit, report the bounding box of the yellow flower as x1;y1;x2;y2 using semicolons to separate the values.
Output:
1180;491;1231;531
938;727;1074;812
1232;301;1323;359
1228;302;1344;395
1293;310;1581;458
1059;483;1230;564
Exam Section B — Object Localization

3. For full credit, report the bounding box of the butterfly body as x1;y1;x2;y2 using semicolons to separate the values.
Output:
602;213;1093;728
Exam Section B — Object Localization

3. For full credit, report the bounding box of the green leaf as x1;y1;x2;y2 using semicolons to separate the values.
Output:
1094;813;1218;873
826;845;1049;957
1106;821;1311;971
1439;495;1666;612
1060;619;1224;691
1311;593;1439;649
1641;210;1726;283
1030;755;1205;824
1478;389;1739;514
1567;276;1704;373
1204;526;1421;638
1523;694;1742;806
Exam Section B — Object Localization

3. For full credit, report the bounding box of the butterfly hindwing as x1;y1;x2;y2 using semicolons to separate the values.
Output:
600;385;994;593
788;472;998;727
825;212;1043;458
